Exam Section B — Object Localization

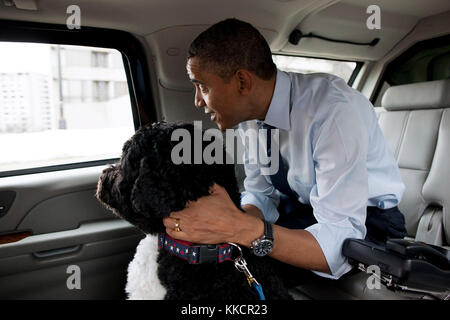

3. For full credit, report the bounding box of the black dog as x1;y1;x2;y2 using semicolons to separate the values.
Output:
96;122;291;300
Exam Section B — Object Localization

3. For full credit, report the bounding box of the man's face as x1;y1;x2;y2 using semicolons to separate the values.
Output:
186;57;244;131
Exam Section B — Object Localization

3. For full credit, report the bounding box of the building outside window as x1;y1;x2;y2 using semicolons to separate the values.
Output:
93;80;109;102
91;51;108;68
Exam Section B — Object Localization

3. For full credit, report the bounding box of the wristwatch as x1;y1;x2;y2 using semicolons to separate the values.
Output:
250;220;274;256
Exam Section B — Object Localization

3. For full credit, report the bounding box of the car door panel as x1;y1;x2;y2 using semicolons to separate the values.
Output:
0;165;144;299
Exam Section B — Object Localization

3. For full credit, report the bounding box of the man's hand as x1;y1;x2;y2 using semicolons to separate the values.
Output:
163;183;264;246
162;183;330;274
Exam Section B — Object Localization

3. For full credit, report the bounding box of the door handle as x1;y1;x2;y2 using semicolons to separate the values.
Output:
33;245;81;258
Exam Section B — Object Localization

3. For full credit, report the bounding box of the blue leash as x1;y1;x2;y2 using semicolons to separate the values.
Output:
252;281;266;300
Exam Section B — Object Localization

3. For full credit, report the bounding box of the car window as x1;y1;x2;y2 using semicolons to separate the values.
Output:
373;35;450;106
272;54;358;83
0;42;135;174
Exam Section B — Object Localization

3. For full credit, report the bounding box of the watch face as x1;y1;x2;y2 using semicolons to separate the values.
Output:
253;239;273;257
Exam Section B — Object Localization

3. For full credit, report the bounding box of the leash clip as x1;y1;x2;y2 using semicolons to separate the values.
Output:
227;242;265;300
228;242;257;284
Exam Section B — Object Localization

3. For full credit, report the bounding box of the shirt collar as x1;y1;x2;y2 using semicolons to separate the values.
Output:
262;69;291;131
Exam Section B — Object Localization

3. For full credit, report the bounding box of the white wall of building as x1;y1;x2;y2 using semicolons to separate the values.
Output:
0;72;52;133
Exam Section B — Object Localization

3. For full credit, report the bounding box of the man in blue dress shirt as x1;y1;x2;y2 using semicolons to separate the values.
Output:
163;18;406;280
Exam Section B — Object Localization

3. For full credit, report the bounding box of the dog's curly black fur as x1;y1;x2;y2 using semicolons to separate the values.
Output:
96;122;292;300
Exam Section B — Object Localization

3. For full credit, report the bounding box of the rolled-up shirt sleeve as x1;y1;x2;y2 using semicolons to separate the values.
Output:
306;104;369;279
241;172;280;224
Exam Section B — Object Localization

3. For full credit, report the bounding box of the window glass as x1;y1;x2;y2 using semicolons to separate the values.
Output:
372;35;449;106
0;42;135;173
272;55;357;83
385;43;450;86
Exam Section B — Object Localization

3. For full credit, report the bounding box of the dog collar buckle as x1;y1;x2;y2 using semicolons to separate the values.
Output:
158;233;234;264
189;244;217;264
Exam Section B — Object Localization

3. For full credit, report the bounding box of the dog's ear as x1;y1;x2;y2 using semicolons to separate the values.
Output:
96;165;123;216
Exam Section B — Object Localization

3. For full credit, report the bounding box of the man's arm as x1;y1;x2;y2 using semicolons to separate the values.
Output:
164;185;331;274
241;203;330;273
272;226;331;273
242;204;264;219
303;102;369;278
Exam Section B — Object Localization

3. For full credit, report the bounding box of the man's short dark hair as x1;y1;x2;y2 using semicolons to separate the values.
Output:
188;18;276;81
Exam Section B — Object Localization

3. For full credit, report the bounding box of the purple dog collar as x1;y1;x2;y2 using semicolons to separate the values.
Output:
158;233;234;264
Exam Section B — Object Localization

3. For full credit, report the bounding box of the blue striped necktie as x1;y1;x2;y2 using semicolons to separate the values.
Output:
261;123;298;200
261;123;317;229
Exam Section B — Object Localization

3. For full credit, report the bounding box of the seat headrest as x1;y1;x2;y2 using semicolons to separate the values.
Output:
381;79;450;111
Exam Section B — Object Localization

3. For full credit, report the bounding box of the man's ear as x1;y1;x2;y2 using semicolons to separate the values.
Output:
235;69;253;95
